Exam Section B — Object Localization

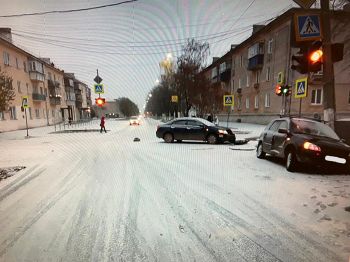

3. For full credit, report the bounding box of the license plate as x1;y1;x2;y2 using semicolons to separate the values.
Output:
325;156;346;164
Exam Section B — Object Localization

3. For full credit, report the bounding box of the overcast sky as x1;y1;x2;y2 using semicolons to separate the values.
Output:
0;0;297;109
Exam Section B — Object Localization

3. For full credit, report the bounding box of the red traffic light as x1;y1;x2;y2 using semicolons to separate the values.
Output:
95;97;105;107
275;85;282;96
309;50;323;63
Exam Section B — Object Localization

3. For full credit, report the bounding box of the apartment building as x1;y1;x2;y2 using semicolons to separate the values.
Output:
0;28;92;132
74;79;91;120
204;8;350;124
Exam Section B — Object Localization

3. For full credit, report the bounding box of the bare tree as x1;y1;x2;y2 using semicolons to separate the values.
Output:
0;67;15;112
174;39;210;116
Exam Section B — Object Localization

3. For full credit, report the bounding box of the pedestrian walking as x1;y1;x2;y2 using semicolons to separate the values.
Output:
100;116;107;133
214;116;219;126
207;114;213;122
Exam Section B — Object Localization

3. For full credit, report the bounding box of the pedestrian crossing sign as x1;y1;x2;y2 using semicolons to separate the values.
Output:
223;95;234;106
295;77;308;98
22;96;29;108
94;84;104;94
295;14;322;42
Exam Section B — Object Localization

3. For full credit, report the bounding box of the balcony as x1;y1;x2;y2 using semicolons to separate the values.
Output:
76;94;83;102
29;72;45;82
50;97;61;105
220;68;231;82
248;54;264;71
76;101;83;108
48;79;60;88
32;93;46;101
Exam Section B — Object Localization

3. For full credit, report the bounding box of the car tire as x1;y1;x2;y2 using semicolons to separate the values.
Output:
256;142;266;159
286;149;298;172
163;133;174;143
207;134;217;144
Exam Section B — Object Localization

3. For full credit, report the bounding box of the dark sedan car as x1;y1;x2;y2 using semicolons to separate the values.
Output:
256;117;350;172
156;117;236;144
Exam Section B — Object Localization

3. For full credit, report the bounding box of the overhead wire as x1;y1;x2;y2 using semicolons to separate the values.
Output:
0;0;138;18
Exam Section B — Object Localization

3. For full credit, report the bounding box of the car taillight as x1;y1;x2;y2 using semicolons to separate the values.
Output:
303;142;321;152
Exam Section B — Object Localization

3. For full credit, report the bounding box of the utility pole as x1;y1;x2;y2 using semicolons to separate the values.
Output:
321;0;336;129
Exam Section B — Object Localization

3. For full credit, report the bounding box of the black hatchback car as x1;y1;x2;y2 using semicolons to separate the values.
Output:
156;117;236;144
256;117;350;172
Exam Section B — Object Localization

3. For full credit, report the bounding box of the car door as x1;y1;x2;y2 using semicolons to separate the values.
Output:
263;120;282;153
185;120;206;141
271;120;288;156
170;120;187;140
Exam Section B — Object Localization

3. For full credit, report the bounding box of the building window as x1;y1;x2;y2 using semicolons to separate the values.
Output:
238;78;241;89
266;67;270;81
265;93;270;108
52;110;55;118
54;74;56;81
9;107;17;120
16;58;19;69
237;97;242;110
40;87;43;95
48;72;52;80
23;61;27;72
33;86;38;94
246;75;249;87
254;95;259;109
0;111;4;120
240;55;243;67
211;68;217;79
256;71;260;83
268;39;273;54
43;109;46;118
35;109;40;118
44;88;48;97
311;89;322;105
3;51;10;66
17;81;21;93
246;97;250;109
28;108;32;119
26;83;29;93
231;79;234;93
348;91;350;104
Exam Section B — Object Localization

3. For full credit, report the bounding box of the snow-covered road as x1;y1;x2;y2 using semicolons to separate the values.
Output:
0;118;349;261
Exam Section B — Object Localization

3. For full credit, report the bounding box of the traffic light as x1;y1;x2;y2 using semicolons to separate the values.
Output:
95;97;105;107
275;85;282;96
281;85;291;96
291;45;308;74
308;41;323;73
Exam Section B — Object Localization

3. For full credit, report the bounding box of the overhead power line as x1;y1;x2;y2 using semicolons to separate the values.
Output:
0;0;137;18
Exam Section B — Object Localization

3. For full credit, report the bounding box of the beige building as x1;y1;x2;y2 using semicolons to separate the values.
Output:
0;28;92;132
203;8;350;124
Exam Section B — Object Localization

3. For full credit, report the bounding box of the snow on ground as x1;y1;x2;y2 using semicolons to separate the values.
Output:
0;118;349;261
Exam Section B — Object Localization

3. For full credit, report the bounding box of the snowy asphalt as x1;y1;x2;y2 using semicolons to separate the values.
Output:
0;118;349;262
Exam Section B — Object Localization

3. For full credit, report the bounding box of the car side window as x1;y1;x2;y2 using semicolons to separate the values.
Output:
186;120;201;127
269;121;281;132
172;120;187;126
279;121;288;130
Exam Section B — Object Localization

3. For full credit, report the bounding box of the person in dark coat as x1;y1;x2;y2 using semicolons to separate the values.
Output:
100;116;106;133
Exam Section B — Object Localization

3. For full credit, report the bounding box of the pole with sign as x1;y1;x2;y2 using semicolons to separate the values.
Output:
295;77;308;117
223;95;234;128
22;96;29;137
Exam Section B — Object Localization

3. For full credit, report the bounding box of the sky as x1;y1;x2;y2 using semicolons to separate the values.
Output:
0;0;297;109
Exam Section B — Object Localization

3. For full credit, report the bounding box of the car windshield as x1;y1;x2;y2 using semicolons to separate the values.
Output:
291;119;340;140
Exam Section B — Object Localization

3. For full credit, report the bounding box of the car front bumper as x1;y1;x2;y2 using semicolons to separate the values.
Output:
218;134;236;143
297;150;349;167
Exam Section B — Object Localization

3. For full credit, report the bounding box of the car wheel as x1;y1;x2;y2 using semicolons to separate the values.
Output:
256;142;266;159
286;149;298;172
207;134;217;144
163;133;174;143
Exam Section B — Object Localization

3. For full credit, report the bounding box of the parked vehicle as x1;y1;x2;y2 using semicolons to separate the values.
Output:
256;117;350;172
156;117;236;144
129;116;140;125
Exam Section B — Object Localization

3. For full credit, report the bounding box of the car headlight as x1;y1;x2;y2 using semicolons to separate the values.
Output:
218;130;228;135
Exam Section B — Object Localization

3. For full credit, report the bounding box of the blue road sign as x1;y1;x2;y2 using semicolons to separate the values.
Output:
295;14;322;42
94;84;104;94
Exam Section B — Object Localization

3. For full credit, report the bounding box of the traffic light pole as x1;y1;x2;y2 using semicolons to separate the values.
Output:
321;0;336;129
